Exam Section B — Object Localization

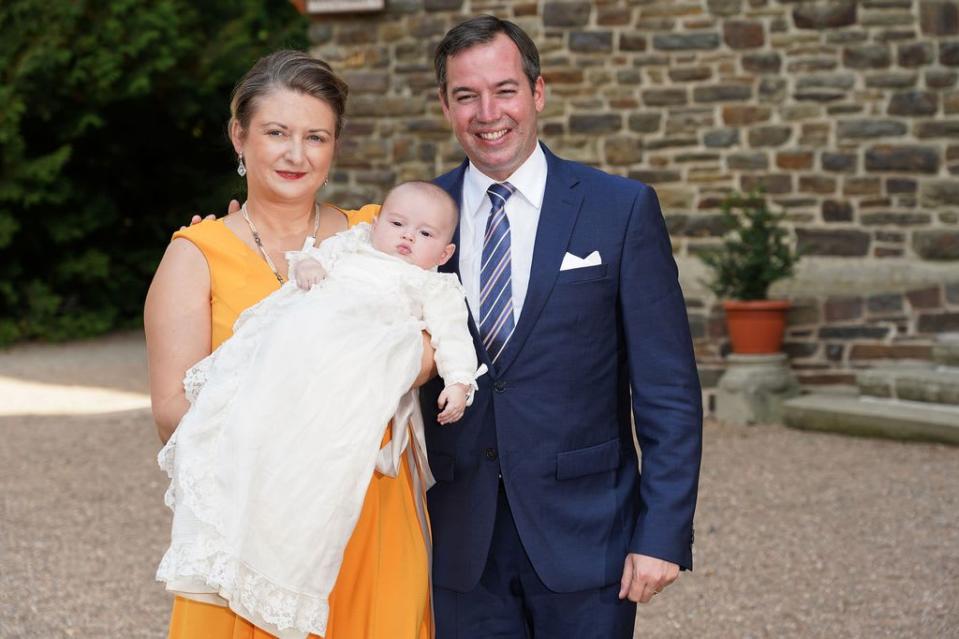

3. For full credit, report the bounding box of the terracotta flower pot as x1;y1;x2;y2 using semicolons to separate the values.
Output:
723;299;791;354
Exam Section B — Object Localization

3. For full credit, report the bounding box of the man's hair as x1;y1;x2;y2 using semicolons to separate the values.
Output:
433;15;541;99
382;181;460;238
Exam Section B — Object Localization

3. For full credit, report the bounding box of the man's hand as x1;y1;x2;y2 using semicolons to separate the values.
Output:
618;554;679;604
179;199;240;230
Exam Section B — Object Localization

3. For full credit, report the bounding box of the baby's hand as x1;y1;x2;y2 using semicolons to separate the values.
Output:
436;383;469;425
296;258;326;290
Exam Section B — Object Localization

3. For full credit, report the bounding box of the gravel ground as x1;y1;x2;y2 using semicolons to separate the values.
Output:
1;333;957;638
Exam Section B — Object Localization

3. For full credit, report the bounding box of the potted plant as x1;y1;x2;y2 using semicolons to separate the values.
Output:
700;191;798;354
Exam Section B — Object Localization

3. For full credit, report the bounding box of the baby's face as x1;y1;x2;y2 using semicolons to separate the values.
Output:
371;189;456;269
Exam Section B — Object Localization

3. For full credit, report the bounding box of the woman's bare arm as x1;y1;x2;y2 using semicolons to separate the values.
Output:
413;332;438;388
144;238;212;443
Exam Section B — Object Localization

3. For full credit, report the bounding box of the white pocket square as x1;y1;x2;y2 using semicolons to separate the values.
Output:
560;250;602;271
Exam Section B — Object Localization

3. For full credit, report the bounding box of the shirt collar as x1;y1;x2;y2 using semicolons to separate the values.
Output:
463;142;547;217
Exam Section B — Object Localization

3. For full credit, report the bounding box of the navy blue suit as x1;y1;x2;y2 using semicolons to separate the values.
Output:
422;144;702;635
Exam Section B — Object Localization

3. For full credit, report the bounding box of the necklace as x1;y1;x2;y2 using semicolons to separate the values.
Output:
240;202;321;285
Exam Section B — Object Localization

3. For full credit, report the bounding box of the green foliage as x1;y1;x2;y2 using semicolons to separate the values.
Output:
699;192;799;301
0;0;307;345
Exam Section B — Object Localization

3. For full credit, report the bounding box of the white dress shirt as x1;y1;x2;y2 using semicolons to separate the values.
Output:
459;143;548;324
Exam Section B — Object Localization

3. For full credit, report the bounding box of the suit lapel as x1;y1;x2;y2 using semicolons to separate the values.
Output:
436;162;494;373
493;145;583;376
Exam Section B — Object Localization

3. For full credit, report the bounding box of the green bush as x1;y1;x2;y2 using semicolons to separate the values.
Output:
699;192;799;301
0;0;308;346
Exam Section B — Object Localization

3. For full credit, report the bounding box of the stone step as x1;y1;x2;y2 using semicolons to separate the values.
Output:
933;333;959;367
857;367;959;406
782;394;959;445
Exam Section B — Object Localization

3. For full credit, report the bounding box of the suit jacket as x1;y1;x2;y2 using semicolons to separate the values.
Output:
421;143;703;593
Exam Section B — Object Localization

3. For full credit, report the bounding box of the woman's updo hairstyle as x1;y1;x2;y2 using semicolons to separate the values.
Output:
229;49;349;139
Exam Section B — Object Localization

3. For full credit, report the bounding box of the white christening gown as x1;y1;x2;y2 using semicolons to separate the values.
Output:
156;223;481;639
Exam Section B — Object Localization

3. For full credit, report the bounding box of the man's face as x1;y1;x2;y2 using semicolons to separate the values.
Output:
440;33;545;182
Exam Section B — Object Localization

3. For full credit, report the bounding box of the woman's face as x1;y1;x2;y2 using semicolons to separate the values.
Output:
231;88;336;204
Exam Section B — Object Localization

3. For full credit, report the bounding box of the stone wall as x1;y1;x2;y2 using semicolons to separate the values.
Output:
305;0;959;406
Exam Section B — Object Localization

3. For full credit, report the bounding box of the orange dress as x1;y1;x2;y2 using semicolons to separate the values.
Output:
165;206;431;639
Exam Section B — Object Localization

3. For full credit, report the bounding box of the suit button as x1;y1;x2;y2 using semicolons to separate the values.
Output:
485;448;498;461
493;381;506;393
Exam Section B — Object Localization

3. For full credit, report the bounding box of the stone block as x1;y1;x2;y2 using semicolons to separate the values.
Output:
837;119;907;139
886;178;917;194
740;174;792;194
722;105;771;126
818;324;890;339
742;52;782;74
865;145;940;174
777;151;814;170
794;1;857;29
843;45;892;69
788;302;821;326
631;170;682;184
663;213;727;236
669;67;712;82
913;229;959;260
800;175;837;194
704;128;740;148
543;2;592;27
543;68;584;84
784;342;819;359
918;312;959;332
888;91;939;117
728;152;769;170
942;41;959;65
822;200;854;222
342;71;390;93
865;72;919;89
349;96;423;117
724;20;765;49
927;69;958;88
620;34;648;51
604;137;643;165
800;123;831;147
642;88;688;107
898;42;935;67
920;1;959;35
598;6;631;25
717;354;800;425
844;177;882;196
308;23;333;44
861;212;932;225
748;126;792;147
868;293;905;314
920;180;959;206
787;57;839;73
694;85;752;103
907;287;943;309
947;282;959;305
629;113;662;133
570;114;622;134
653;33;721;51
915;120;959;138
825;296;864;322
851;343;933;360
646;137;698;150
822;153;857;173
759;77;787;102
798;229;871;257
708;0;742;16
570;31;614;53
424;0;463;9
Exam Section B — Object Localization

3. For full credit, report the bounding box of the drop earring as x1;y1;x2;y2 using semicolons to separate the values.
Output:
237;153;247;177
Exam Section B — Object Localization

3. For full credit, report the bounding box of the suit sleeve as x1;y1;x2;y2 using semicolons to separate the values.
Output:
618;183;703;570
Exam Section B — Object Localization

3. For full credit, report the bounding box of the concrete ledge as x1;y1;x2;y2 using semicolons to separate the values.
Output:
783;394;959;445
858;367;959;406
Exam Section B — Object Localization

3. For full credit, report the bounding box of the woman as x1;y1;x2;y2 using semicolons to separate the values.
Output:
144;50;433;639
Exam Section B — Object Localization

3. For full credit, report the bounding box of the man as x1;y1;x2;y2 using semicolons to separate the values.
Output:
417;16;703;638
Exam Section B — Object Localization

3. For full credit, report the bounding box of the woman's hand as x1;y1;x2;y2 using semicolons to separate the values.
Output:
436;383;469;424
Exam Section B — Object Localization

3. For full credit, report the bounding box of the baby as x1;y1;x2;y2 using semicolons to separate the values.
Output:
157;181;482;639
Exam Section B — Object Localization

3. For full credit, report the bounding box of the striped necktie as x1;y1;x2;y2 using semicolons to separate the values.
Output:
480;182;517;365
